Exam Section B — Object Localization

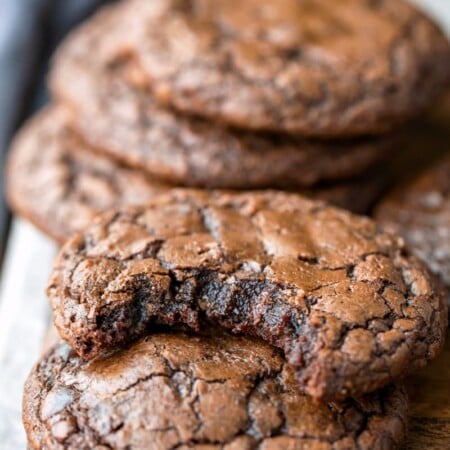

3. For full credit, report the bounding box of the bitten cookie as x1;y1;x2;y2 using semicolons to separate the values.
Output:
50;4;393;189
375;155;450;297
6;106;387;244
23;332;408;450
47;190;448;401
117;0;450;136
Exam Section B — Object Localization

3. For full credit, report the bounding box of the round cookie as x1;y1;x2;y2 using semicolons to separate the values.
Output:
49;4;393;189
47;190;448;401
6;107;170;244
23;332;408;450
375;155;450;296
116;0;450;136
7;107;387;244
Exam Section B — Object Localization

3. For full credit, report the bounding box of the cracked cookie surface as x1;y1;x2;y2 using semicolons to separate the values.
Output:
375;155;450;298
116;0;450;136
50;4;392;189
23;332;408;450
7;106;387;243
6;107;170;243
47;190;448;401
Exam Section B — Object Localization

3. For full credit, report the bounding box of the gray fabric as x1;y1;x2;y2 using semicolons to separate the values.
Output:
50;0;111;39
0;0;49;259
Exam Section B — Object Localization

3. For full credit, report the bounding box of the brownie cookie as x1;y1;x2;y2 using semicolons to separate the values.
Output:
375;155;450;296
6;107;386;244
116;0;450;136
23;332;408;450
6;107;170;243
47;191;448;401
49;4;392;189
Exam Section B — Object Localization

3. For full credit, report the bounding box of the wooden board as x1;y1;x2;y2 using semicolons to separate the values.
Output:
404;331;450;450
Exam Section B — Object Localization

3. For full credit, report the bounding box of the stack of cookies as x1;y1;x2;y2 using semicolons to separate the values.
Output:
5;1;450;449
8;0;450;243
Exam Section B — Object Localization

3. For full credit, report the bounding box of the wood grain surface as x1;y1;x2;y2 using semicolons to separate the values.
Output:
404;330;450;450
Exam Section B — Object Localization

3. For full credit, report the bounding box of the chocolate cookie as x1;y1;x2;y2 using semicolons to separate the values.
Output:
6;107;386;244
6;107;170;243
47;190;448;401
116;0;450;136
49;4;392;189
375;155;450;296
23;332;408;450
